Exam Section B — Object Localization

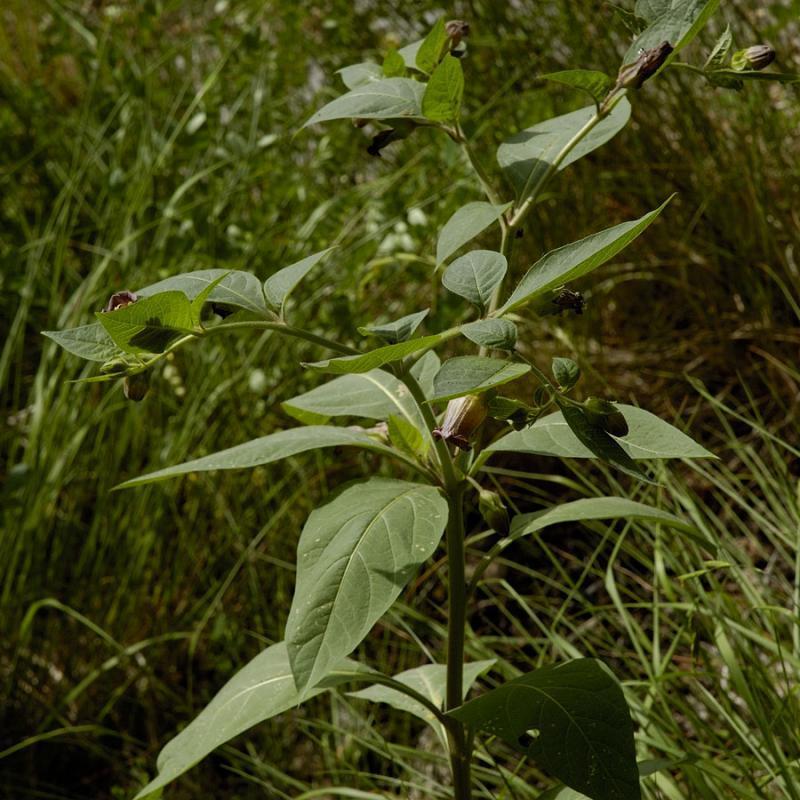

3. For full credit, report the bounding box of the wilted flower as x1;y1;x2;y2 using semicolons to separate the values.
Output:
616;41;674;89
103;290;138;312
433;394;488;450
445;20;470;48
732;44;775;71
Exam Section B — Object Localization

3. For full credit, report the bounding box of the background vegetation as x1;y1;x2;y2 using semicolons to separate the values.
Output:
2;1;799;798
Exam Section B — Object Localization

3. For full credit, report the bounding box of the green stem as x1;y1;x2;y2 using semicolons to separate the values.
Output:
445;482;471;800
207;320;359;355
456;123;506;215
508;104;609;231
397;366;471;799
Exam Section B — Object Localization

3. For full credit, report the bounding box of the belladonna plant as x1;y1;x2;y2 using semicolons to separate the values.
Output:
43;7;799;799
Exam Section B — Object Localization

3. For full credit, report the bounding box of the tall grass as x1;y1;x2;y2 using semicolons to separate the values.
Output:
2;1;798;797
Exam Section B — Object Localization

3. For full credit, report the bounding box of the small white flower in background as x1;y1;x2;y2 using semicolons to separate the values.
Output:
407;207;427;226
248;369;269;395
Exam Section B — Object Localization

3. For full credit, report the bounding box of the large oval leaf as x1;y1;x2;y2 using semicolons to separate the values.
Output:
497;98;631;200
449;659;641;800
498;198;671;315
115;426;397;489
286;478;448;696
484;404;714;461
133;642;370;800
304;78;426;126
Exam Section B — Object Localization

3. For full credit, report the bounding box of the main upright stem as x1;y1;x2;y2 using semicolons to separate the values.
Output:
400;369;472;799
444;483;470;799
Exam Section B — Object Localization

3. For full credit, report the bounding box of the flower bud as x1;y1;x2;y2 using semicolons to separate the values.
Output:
616;41;674;89
433;394;488;450
731;44;775;71
445;20;470;48
123;371;150;402
103;290;138;312
478;488;510;535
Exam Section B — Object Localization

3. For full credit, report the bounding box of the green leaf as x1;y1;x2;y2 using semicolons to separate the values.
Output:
560;405;652;482
410;350;441;397
542;70;613;104
422;55;464;122
627;0;720;62
552;357;581;391
449;658;641;800
138;269;269;317
42;323;126;363
133;642;370;800
304;332;452;375
708;68;800;85
337;62;382;89
442;250;507;311
485;404;714;461
498;198;671;314
96;291;196;355
437;202;512;265
460;319;517;350
359;309;429;344
350;660;494;744
415;17;448;74
283;370;427;434
286;478;448;695
190;272;230;325
430;356;530;403
497;99;631;199
115;426;398;489
387;414;429;459
382;48;406;78
704;24;733;70
304;78;426;127
263;248;334;313
398;40;423;69
511;496;692;541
